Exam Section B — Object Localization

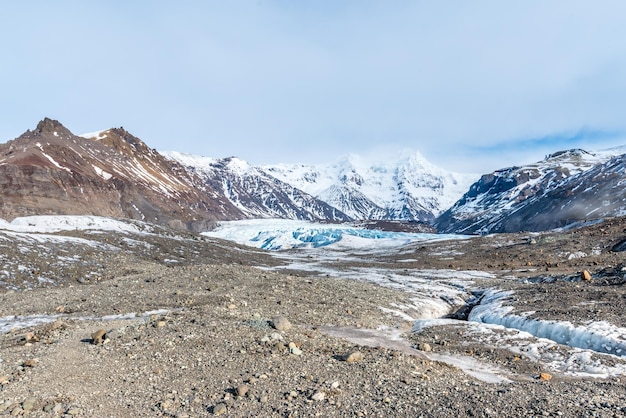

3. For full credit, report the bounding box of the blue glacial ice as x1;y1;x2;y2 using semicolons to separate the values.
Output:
205;219;454;250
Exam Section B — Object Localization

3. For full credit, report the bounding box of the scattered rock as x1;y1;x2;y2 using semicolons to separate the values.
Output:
91;329;107;345
0;375;9;385
22;359;38;368
236;384;249;397
271;316;292;331
311;391;326;401
581;270;592;281
417;343;432;352
21;399;36;412
539;372;552;381
212;403;227;415
344;351;364;363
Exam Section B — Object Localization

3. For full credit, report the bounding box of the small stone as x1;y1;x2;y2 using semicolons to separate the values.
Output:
22;399;36;412
331;381;340;389
0;375;9;384
43;404;55;413
22;359;38;367
271;316;292;331
236;385;249;397
539;372;552;381
270;332;283;341
259;395;269;403
581;270;592;281
157;321;167;327
418;343;432;352
213;403;227;415
344;351;364;363
290;347;303;356
66;407;81;415
53;404;64;414
24;332;38;343
91;329;107;345
311;391;326;401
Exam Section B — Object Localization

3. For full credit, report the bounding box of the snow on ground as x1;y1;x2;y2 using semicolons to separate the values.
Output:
469;289;626;357
0;309;173;334
2;215;624;380
207;219;626;379
1;215;154;235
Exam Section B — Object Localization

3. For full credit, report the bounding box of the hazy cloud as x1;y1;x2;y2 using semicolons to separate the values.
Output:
1;1;625;173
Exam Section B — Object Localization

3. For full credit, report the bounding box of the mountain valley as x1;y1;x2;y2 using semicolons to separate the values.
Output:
1;119;626;416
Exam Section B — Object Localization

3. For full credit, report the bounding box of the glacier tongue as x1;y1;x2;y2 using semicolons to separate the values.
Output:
204;219;456;250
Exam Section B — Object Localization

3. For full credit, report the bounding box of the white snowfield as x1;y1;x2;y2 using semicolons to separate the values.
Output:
0;215;154;235
0;215;624;379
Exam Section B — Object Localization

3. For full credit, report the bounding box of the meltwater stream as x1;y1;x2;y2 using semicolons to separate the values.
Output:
469;289;626;357
211;219;626;378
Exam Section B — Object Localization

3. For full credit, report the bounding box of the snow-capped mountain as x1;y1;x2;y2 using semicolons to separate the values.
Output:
163;152;351;222
0;118;242;231
435;149;622;234
263;152;477;222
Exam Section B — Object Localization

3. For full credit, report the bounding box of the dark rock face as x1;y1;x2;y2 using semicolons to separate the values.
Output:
167;154;352;222
435;149;620;234
0;118;242;231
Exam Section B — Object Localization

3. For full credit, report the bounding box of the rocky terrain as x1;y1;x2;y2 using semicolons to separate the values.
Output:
0;119;241;231
1;216;626;416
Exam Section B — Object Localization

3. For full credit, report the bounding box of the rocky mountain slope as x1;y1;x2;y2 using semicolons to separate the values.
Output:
435;149;623;234
164;152;351;222
0;118;242;231
263;152;477;222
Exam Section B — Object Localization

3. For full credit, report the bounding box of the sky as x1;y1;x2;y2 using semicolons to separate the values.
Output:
1;1;626;173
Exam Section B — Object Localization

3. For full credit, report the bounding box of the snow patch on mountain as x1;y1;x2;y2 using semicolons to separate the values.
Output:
263;150;477;222
435;149;622;234
163;152;350;222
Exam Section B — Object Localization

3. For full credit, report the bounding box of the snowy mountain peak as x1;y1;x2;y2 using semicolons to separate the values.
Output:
263;151;477;222
435;147;626;234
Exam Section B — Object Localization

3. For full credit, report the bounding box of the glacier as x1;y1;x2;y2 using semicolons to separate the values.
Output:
203;219;457;250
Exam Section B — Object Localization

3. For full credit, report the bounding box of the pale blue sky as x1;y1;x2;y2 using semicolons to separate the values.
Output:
1;1;625;173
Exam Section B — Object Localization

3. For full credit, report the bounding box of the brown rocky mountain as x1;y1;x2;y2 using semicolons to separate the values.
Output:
0;118;242;231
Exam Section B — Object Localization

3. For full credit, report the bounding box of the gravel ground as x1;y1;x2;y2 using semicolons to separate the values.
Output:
1;218;626;416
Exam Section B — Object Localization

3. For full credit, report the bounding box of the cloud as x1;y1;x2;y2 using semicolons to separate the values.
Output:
1;1;626;173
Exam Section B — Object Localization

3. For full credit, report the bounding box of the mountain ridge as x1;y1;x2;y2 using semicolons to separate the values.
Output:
434;148;623;234
0;118;242;231
4;117;626;235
